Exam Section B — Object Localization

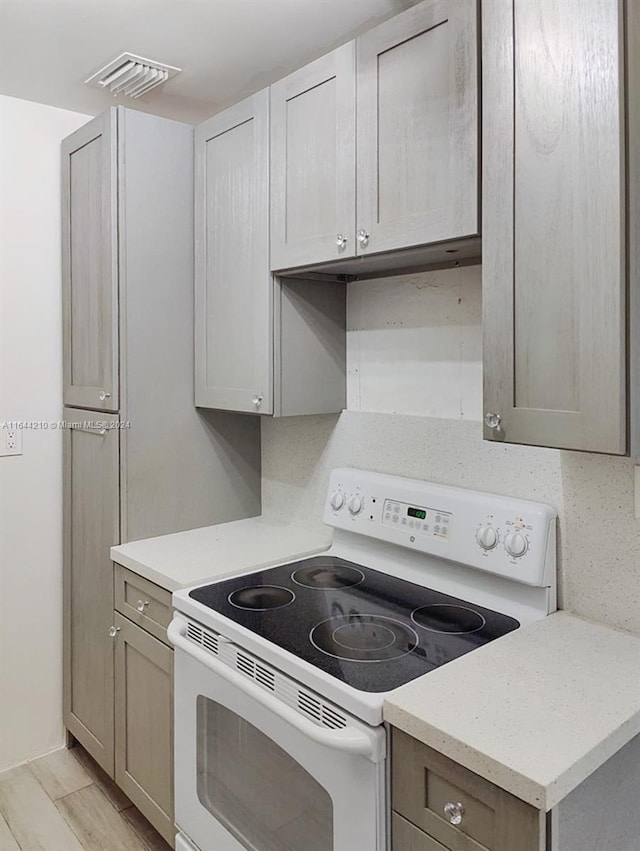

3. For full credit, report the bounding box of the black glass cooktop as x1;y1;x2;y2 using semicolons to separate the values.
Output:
189;556;520;693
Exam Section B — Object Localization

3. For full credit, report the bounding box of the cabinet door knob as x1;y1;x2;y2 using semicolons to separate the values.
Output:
335;233;348;248
108;625;121;638
357;229;370;246
443;801;465;825
252;394;263;408
98;391;111;402
484;411;502;429
136;599;149;613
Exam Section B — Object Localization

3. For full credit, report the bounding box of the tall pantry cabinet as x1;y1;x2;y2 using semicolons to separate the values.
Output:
61;107;261;822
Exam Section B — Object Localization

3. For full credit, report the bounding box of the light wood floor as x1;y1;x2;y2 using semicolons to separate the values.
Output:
0;745;172;851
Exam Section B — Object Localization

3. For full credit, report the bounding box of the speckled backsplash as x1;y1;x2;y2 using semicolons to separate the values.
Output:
262;267;639;634
261;412;640;635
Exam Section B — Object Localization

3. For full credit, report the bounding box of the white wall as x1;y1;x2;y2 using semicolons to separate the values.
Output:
262;268;640;637
0;96;91;771
347;265;482;419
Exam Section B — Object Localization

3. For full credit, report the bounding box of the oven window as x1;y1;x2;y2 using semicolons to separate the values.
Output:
196;696;334;851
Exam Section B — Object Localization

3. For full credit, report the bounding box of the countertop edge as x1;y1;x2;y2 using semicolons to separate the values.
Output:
544;713;640;810
384;636;640;811
110;538;332;593
110;550;184;592
383;704;550;809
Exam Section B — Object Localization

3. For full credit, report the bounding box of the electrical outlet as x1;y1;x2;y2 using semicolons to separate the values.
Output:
0;427;22;456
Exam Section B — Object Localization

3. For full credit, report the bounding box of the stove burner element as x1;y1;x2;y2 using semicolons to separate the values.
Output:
411;604;486;634
310;615;419;662
292;563;365;590
228;585;295;611
333;623;396;651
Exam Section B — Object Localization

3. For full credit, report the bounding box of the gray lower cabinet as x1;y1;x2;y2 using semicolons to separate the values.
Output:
482;0;633;454
392;729;543;851
114;612;174;846
195;92;347;417
61;110;118;413
63;409;120;773
392;728;640;851
356;0;479;257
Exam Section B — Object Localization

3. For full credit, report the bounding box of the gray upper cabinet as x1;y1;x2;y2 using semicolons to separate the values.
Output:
195;90;273;415
195;93;347;417
62;109;118;413
270;43;356;271
63;408;120;774
482;0;627;454
356;0;479;257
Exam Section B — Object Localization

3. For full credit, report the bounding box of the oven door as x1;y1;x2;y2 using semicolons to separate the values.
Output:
169;616;386;851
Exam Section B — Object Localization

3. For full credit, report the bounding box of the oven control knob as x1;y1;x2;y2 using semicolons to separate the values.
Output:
476;525;498;550
330;491;345;511
505;531;528;558
348;495;364;515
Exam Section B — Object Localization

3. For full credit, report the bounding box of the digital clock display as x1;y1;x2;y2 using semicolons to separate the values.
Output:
407;507;427;520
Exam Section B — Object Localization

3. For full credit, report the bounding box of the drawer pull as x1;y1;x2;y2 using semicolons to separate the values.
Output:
136;599;150;613
443;801;465;826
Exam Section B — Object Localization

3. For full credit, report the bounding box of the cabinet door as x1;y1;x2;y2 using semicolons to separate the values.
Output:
392;729;544;851
356;0;478;256
392;813;447;851
482;0;626;454
63;407;120;777
114;613;174;846
195;90;272;414
270;43;356;270
62;109;118;412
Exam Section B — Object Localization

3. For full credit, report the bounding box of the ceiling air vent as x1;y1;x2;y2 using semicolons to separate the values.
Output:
85;53;181;99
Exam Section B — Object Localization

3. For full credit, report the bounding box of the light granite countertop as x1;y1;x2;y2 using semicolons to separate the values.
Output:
110;515;332;592
384;611;640;811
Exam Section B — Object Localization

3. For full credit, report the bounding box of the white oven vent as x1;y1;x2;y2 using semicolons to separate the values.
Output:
186;621;219;656
85;53;181;99
184;619;349;731
235;650;276;692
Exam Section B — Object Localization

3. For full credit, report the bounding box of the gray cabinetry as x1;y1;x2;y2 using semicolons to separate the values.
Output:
63;409;119;772
195;94;347;417
195;91;273;414
62;107;261;834
269;0;479;272
270;43;356;270
392;729;640;851
482;0;629;454
114;611;174;846
356;0;479;257
61;110;118;412
392;729;542;851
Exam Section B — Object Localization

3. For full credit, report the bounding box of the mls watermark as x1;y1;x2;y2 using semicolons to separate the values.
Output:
0;420;131;430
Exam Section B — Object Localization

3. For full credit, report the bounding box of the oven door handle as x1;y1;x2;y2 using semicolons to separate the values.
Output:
168;617;384;763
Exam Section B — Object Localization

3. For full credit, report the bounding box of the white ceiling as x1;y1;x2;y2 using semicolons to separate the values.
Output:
0;0;418;124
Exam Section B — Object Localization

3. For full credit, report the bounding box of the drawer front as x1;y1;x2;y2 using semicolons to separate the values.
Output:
392;729;543;851
393;812;448;851
114;565;172;645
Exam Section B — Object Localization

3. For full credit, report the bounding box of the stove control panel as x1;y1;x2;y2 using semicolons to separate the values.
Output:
324;468;557;589
382;499;452;541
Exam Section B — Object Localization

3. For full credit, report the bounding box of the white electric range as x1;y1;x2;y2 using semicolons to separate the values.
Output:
169;468;557;851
